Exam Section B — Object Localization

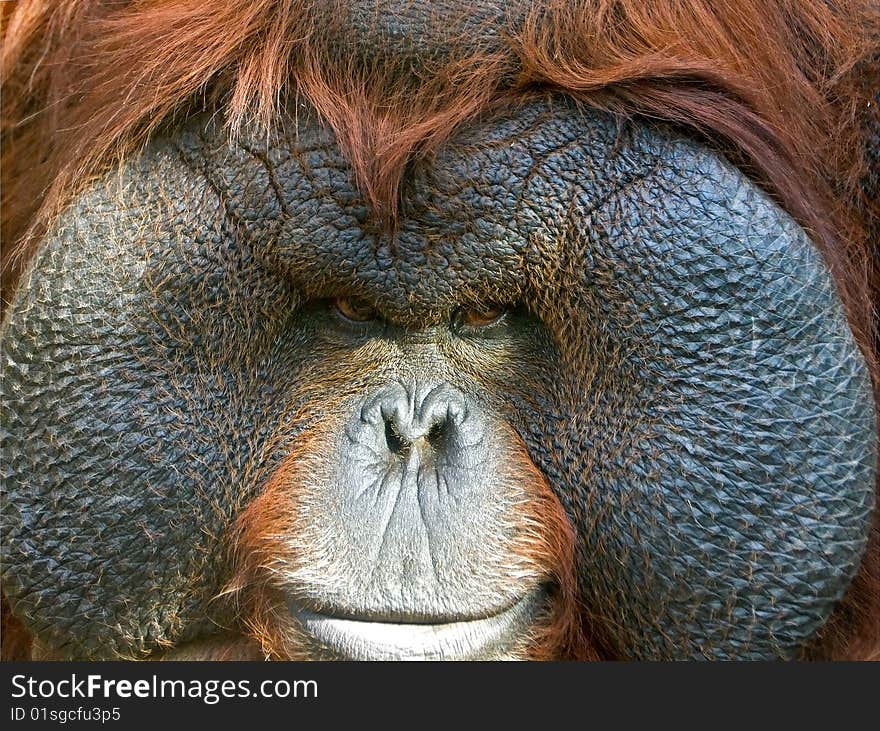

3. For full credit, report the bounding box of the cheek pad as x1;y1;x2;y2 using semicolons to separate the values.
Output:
531;139;876;660
0;152;297;658
0;101;876;659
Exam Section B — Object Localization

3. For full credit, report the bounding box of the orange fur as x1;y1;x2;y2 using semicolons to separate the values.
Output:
227;421;594;660
1;0;877;660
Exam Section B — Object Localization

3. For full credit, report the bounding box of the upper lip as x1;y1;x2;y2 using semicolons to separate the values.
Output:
287;597;523;625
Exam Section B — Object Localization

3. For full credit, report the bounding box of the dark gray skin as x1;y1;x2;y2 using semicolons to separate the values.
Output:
1;92;876;659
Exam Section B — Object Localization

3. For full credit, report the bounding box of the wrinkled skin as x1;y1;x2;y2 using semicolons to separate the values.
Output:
1;96;876;660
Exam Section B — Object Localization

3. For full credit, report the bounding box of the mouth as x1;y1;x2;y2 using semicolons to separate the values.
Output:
287;590;548;660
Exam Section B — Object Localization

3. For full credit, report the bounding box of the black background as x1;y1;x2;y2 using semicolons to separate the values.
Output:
2;662;877;725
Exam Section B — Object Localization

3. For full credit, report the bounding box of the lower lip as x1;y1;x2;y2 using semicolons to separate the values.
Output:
288;593;545;660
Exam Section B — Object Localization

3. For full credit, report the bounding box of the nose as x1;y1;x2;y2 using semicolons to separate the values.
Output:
361;383;469;457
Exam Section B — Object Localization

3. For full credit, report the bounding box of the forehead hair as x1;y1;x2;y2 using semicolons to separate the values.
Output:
1;0;878;354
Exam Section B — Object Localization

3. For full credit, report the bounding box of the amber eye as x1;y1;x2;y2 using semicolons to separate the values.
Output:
333;296;379;322
458;305;506;328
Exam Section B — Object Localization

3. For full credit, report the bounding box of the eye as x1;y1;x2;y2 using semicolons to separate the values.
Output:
333;296;379;323
456;305;506;329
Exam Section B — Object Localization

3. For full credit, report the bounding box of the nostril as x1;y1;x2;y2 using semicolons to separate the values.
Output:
372;383;466;457
426;421;447;450
385;418;410;456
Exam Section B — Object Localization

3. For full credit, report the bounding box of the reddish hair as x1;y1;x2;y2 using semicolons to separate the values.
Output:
227;422;593;660
2;2;878;334
1;595;32;661
1;0;878;659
